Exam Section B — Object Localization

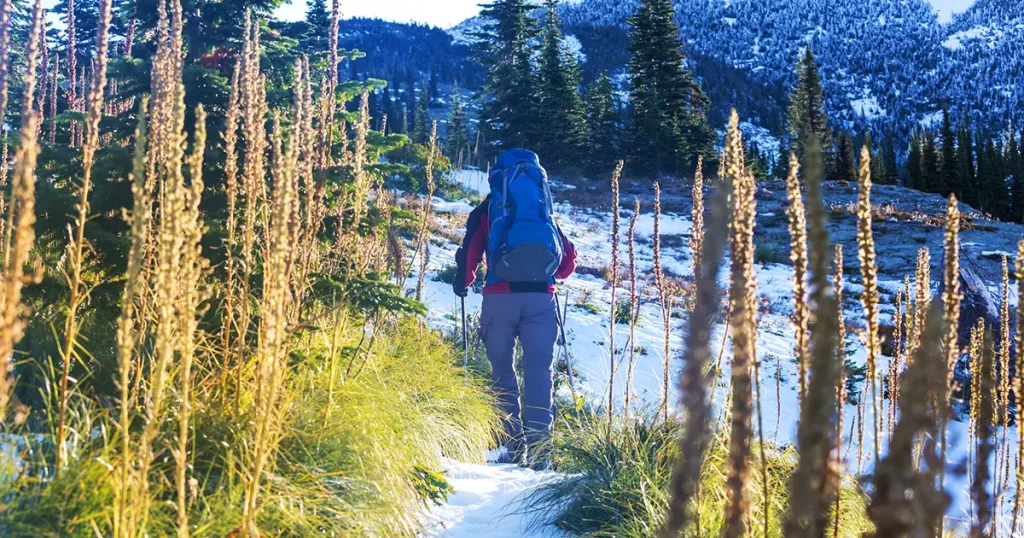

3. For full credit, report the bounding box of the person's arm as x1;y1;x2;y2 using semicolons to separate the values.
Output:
454;202;489;295
554;227;577;280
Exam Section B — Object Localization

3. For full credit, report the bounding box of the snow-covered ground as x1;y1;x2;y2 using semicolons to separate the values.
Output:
415;169;1014;537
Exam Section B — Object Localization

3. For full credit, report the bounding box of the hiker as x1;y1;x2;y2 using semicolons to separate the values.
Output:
453;149;577;467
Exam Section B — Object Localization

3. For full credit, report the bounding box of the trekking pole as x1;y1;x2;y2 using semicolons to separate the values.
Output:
461;296;470;384
553;290;578;399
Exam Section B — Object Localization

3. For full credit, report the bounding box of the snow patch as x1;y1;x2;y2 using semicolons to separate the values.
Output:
850;95;886;120
943;25;1004;50
423;460;564;537
926;0;976;24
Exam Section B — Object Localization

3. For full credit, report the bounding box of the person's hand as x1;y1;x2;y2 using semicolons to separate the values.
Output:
453;283;468;298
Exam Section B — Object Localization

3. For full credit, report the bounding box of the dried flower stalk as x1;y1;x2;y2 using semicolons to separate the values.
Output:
785;152;810;401
607;160;623;428
624;197;640;421
659;184;729;538
724;110;757;538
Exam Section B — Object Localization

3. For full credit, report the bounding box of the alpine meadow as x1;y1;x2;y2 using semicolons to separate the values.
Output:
1;0;1024;536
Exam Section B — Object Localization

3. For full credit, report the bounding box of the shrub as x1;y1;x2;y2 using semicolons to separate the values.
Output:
525;412;874;537
614;302;640;325
755;241;790;265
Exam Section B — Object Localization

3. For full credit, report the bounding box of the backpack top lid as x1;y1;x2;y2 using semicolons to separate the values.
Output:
489;148;544;192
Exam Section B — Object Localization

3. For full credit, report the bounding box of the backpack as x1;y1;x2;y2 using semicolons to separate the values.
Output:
485;149;564;284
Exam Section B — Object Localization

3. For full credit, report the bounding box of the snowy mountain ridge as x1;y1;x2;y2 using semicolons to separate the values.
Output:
525;0;1024;134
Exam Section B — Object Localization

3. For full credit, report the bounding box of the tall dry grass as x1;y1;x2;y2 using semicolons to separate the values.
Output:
939;195;961;519
659;181;729;538
1011;240;1024;532
625;197;641;421
723;109;757;538
855;146;882;468
654;182;674;421
54;0;113;474
0;0;45;421
833;244;847;538
608;160;623;428
785;152;810;402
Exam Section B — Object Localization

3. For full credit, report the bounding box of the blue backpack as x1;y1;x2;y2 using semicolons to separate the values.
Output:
486;149;564;285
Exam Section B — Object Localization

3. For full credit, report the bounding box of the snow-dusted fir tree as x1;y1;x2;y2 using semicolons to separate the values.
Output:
535;0;587;171
585;72;619;176
788;48;833;169
922;132;940;194
1008;129;1023;222
835;130;856;183
413;84;430;145
939;107;958;199
956;122;976;206
475;0;539;154
446;83;472;164
305;0;330;32
626;0;712;177
907;131;923;191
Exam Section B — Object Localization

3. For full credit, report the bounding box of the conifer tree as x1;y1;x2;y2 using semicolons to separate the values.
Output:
399;103;409;135
585;72;619;177
306;0;330;32
982;139;1008;219
922;132;940;194
446;83;472;165
626;0;712;177
939;106;958;198
956;122;976;207
475;0;539;153
907;131;923;190
881;137;899;185
788;47;833;169
535;0;587;171
775;145;789;179
925;133;937;193
413;84;430;145
835;130;856;182
866;133;885;186
1008;128;1023;221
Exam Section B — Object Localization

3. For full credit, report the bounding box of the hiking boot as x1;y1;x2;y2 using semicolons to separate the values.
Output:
496;439;526;465
523;445;554;471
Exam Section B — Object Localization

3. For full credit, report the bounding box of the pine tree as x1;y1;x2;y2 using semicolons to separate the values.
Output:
939;106;958;198
585;72;619;177
535;0;588;171
475;0;540;154
922;133;940;194
866;133;886;185
446;83;472;165
626;0;713;177
306;0;330;32
399;103;409;135
982;139;1008;219
881;137;899;185
775;144;789;179
1008;128;1023;222
907;131;923;190
788;47;833;170
956;122;976;208
835;130;856;182
413;84;430;145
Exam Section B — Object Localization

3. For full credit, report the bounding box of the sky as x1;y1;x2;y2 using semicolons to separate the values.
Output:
275;0;484;29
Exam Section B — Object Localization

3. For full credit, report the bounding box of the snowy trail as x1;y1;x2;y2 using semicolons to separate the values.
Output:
414;169;1013;536
421;461;564;537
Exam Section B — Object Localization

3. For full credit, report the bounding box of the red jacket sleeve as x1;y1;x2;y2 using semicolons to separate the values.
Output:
555;229;576;280
455;202;489;291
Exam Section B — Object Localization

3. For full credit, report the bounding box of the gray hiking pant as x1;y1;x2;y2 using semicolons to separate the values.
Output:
480;293;558;451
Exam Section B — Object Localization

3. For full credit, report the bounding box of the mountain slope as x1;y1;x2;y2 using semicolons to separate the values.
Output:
557;0;1022;134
